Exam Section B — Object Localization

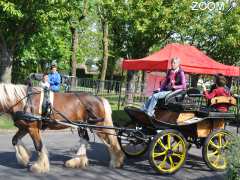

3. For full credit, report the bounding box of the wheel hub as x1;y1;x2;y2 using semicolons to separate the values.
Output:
166;149;173;157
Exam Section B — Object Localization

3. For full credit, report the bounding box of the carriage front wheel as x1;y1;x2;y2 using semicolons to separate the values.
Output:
118;129;149;157
202;129;233;171
149;129;187;175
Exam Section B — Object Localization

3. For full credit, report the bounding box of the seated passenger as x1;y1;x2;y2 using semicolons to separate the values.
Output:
202;74;230;112
142;57;187;117
209;73;230;93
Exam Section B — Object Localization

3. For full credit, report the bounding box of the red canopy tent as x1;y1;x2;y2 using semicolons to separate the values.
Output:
122;43;239;77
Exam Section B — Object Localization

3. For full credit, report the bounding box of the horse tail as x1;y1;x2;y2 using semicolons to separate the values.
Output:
100;97;125;168
101;97;113;125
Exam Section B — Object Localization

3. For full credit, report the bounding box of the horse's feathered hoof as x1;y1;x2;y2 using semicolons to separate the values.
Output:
29;150;50;173
29;163;49;173
15;143;31;167
109;161;124;169
65;155;89;169
109;150;125;169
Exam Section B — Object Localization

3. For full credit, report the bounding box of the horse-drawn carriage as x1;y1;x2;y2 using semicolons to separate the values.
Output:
118;88;238;174
0;73;238;175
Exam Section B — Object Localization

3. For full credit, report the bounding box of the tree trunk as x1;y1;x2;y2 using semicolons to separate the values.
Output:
136;71;142;93
99;20;109;90
70;27;79;87
0;43;12;83
1;64;12;83
69;0;88;88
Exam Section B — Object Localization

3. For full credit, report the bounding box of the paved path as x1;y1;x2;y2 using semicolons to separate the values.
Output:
0;129;231;180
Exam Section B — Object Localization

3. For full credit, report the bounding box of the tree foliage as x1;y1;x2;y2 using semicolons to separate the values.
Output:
0;0;239;83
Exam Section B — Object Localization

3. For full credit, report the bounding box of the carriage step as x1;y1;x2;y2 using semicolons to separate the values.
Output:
208;112;236;119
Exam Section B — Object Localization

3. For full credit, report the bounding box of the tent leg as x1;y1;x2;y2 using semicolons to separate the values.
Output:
237;78;239;134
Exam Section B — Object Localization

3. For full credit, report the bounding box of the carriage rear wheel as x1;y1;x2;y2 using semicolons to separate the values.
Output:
202;129;233;171
118;125;149;157
149;129;187;175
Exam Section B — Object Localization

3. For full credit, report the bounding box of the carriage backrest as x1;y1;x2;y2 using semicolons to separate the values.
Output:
210;96;237;106
165;89;186;104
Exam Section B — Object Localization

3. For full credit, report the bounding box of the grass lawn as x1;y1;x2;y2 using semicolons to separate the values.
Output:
112;109;132;127
0;115;15;129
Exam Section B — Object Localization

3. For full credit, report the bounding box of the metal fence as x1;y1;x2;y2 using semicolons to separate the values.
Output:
30;75;145;109
69;78;148;109
70;77;240;109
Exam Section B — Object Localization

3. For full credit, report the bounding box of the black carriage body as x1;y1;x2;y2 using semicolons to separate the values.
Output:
122;89;238;174
124;88;237;140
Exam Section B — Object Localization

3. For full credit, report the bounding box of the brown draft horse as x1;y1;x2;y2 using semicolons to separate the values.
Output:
0;83;124;173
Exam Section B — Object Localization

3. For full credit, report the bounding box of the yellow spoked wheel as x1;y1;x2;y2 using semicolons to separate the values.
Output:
149;129;187;175
202;129;233;171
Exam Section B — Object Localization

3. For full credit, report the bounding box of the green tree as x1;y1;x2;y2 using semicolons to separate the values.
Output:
105;0;240;102
0;0;64;82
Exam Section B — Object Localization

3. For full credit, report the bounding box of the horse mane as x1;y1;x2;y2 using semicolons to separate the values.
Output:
0;83;28;110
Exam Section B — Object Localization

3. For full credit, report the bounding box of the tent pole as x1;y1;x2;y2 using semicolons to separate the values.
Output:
237;74;240;134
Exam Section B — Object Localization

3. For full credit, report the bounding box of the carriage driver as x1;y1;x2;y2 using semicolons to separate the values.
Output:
142;57;187;118
48;63;61;92
39;73;50;89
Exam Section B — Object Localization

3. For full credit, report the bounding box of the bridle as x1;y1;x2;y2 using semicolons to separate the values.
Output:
0;91;41;117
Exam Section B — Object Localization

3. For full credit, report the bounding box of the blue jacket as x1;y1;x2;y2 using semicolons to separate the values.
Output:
48;72;61;92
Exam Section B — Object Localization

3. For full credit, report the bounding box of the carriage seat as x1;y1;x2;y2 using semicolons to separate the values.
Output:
157;88;204;112
209;96;236;119
165;89;187;104
156;89;187;111
197;96;237;118
210;96;237;107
